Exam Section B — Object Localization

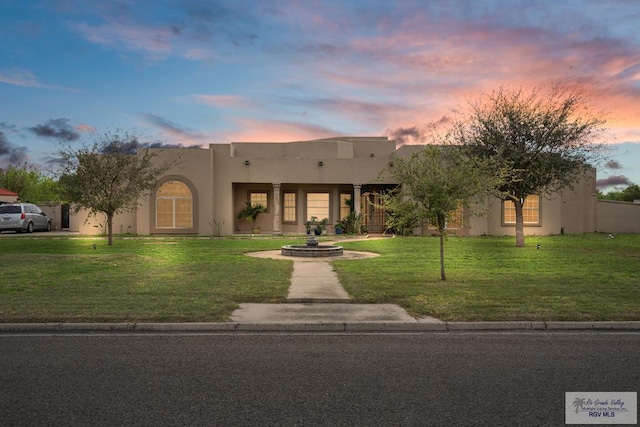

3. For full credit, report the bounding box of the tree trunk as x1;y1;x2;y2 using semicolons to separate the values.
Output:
107;212;114;246
514;199;525;247
439;230;446;281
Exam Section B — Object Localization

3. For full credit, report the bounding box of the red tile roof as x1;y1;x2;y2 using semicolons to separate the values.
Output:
0;187;19;197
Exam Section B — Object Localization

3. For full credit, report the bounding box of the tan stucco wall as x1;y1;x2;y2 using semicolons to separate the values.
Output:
68;209;137;235
596;200;640;233
121;136;618;237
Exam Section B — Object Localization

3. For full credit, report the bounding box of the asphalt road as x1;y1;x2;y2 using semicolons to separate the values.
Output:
0;331;638;426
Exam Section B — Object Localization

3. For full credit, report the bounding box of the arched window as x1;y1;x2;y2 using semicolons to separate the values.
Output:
156;180;193;229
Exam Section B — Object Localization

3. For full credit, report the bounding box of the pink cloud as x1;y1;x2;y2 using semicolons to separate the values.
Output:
74;123;96;133
191;94;252;108
223;118;342;143
74;22;176;60
0;69;77;91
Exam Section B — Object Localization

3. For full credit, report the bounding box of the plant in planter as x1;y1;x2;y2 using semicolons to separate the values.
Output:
333;222;343;234
313;217;329;235
237;202;266;234
305;217;315;235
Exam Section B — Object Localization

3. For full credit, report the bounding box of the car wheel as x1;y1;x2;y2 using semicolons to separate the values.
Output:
26;222;34;233
46;221;51;231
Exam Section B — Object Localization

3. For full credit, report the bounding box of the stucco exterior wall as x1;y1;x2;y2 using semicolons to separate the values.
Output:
596;200;640;233
68;209;137;235
53;136;629;237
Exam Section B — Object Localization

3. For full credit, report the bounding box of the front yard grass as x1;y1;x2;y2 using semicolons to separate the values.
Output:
336;234;640;321
0;233;638;322
0;237;296;323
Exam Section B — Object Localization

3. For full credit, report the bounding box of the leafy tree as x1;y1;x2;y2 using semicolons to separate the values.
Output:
57;131;180;245
453;84;608;247
598;184;640;202
0;163;60;203
380;145;504;280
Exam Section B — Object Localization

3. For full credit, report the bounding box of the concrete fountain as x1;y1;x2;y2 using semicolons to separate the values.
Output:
281;236;344;257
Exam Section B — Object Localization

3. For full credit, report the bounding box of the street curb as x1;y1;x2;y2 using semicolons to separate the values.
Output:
1;321;639;333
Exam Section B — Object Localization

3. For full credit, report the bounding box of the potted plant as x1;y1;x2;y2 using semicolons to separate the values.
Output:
305;217;316;235
313;217;328;235
237;202;266;234
334;222;343;235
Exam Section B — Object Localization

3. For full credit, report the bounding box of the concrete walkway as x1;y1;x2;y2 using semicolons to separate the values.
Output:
286;259;350;303
235;247;443;324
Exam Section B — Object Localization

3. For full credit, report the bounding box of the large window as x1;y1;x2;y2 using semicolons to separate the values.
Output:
306;192;329;221
156;180;193;229
503;195;540;225
283;192;296;222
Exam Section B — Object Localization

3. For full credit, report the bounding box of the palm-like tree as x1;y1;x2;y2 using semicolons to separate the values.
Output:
573;398;586;413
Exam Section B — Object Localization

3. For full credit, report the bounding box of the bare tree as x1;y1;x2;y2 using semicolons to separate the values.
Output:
453;84;608;246
58;131;180;245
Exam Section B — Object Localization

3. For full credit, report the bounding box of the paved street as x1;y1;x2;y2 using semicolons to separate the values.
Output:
1;331;638;426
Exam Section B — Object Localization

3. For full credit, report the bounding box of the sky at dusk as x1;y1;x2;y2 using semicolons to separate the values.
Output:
1;0;640;191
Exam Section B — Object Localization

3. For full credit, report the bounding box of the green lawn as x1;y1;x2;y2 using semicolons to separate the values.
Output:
336;234;640;321
0;233;638;322
0;237;296;322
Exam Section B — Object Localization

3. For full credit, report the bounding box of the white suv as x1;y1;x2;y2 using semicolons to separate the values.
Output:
0;203;52;233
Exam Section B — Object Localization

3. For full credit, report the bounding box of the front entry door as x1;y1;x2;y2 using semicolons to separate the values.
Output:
361;192;385;234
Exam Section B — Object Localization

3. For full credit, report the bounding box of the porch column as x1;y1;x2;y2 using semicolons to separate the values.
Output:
353;184;362;215
272;183;282;234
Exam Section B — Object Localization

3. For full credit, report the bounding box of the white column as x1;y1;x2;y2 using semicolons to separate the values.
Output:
273;183;281;234
353;184;362;216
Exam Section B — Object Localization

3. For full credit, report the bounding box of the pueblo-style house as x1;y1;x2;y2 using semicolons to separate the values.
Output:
61;135;626;237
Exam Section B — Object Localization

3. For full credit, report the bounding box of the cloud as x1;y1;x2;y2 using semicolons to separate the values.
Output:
596;175;633;189
385;126;429;146
227;118;341;142
0;69;40;88
0;131;29;165
0;131;10;156
0;69;77;91
385;115;453;146
140;113;206;146
74;22;176;60
99;136;191;155
75;123;97;134
8;146;29;164
191;94;252;108
29;118;80;141
605;160;623;170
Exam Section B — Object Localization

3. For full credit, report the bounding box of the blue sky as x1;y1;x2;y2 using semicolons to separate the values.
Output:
1;0;640;191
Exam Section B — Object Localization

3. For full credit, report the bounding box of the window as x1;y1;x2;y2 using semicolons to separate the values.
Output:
503;195;540;225
447;205;464;229
428;204;464;229
306;192;329;221
339;193;351;220
283;192;296;222
250;192;268;210
156;180;193;229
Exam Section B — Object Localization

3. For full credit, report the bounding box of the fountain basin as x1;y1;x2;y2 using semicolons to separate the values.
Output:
281;244;344;257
